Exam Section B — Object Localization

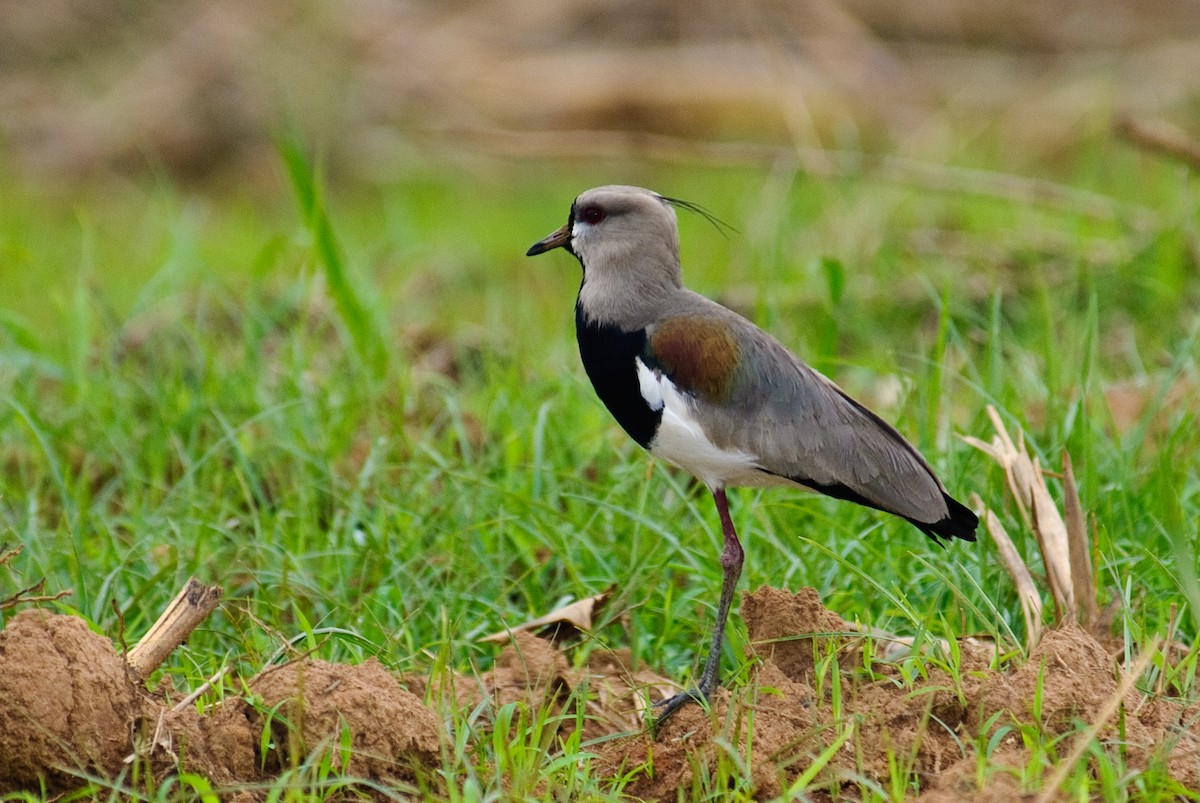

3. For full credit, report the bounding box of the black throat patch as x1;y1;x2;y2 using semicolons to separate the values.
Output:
574;302;661;449
562;202;578;257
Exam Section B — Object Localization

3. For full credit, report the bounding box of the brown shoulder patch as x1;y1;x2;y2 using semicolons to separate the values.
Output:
647;316;741;402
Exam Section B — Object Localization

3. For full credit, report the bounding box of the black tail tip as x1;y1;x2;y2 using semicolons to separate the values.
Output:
917;494;979;545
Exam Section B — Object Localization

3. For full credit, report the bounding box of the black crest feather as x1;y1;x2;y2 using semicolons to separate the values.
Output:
658;195;736;237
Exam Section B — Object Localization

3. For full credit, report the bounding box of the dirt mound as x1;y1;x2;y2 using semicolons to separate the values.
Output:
250;658;440;783
590;586;1200;800
417;630;679;741
3;589;1197;798
0;609;139;791
593;586;988;798
162;698;261;787
977;622;1124;731
0;611;442;796
741;585;852;684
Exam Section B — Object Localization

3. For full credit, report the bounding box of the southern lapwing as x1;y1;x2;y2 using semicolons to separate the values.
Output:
526;185;978;721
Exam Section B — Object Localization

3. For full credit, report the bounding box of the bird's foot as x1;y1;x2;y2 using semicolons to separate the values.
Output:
649;682;717;731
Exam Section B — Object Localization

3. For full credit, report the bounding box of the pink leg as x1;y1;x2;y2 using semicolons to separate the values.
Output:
654;487;744;724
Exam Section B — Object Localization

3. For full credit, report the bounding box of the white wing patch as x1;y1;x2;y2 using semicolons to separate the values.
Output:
635;357;665;411
634;357;781;490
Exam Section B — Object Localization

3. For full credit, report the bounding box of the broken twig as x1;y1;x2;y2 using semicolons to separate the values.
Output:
126;578;222;680
1;546;73;611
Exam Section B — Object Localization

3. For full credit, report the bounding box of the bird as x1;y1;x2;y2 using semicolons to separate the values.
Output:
526;185;978;722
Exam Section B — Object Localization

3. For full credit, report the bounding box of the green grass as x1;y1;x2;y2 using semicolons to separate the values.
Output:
1;135;1198;800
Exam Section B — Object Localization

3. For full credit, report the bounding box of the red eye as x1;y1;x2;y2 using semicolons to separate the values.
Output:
580;206;606;225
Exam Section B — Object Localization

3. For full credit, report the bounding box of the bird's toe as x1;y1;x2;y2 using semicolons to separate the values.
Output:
650;687;708;727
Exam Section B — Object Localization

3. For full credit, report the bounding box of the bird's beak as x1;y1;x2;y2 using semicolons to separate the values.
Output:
526;224;571;256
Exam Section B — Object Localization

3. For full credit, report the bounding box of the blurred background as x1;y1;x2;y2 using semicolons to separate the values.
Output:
1;0;1199;696
2;0;1198;188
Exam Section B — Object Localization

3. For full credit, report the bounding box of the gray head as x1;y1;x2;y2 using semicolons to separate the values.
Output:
527;185;686;329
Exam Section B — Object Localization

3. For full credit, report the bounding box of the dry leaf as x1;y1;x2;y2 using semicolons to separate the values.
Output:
1061;451;1100;631
964;406;1075;621
843;618;999;662
1028;453;1075;620
973;493;1043;648
480;587;613;644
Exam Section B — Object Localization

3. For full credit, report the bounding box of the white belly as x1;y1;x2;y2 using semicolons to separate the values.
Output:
636;357;783;490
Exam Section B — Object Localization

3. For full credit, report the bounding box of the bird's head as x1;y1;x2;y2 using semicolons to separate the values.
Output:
526;185;680;265
528;185;728;326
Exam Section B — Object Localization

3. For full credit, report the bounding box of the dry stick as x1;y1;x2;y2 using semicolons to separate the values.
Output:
112;598;129;655
126;577;222;680
171;666;230;713
972;494;1043;649
1;545;73;610
1115;117;1200;172
963;406;1075;620
969;406;1035;533
125;709;170;765
1061;451;1100;631
0;543;21;566
0;578;73;611
1033;638;1161;803
423;127;1158;227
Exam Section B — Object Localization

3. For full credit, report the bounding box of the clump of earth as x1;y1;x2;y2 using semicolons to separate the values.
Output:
0;609;439;796
2;588;1197;799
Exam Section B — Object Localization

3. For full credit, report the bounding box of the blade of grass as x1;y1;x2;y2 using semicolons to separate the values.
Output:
784;719;854;795
278;135;387;377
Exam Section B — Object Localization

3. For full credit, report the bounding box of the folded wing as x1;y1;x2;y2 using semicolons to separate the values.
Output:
645;308;977;542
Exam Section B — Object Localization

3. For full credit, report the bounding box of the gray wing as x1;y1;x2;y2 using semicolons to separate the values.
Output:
699;315;951;525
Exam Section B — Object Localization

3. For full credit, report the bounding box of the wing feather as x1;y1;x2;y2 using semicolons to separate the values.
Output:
646;305;955;527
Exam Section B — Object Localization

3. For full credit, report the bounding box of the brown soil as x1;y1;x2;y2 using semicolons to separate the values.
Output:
250;657;440;783
2;588;1198;799
591;587;1200;800
0;609;441;797
0;609;139;791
